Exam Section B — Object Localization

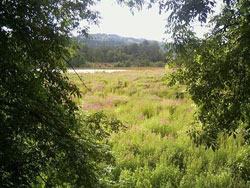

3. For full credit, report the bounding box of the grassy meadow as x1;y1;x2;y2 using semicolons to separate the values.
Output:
68;68;249;188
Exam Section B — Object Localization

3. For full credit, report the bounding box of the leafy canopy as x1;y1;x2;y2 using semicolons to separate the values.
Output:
0;0;122;187
173;0;250;147
119;0;250;148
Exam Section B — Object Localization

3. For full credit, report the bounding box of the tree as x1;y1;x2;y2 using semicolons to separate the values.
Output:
172;0;250;148
70;44;91;67
119;0;250;147
0;0;121;187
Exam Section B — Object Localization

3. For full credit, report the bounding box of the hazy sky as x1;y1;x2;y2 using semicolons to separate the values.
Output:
86;0;167;41
82;0;223;41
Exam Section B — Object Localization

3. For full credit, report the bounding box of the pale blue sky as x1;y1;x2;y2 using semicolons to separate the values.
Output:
80;0;223;41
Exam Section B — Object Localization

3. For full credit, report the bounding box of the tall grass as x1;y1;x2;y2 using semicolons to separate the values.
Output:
69;68;249;188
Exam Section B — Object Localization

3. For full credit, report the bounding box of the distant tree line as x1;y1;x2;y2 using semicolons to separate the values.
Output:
70;40;167;67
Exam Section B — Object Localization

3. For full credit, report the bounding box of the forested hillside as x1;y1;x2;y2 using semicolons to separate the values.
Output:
75;33;149;47
70;38;167;67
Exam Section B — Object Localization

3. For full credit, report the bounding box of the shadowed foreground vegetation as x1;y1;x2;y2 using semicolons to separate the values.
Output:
69;68;250;188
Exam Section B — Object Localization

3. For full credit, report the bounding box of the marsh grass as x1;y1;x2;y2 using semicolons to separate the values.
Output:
68;68;249;188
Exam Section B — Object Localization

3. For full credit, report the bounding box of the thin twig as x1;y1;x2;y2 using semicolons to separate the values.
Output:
63;58;91;92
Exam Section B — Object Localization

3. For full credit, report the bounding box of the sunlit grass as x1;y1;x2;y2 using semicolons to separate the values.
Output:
68;68;249;188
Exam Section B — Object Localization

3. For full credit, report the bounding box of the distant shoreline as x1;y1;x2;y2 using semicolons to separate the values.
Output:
67;69;128;73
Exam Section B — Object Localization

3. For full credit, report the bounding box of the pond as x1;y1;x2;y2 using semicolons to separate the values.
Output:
67;69;127;73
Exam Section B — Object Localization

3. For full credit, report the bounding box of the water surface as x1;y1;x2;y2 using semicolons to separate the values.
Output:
67;69;127;73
